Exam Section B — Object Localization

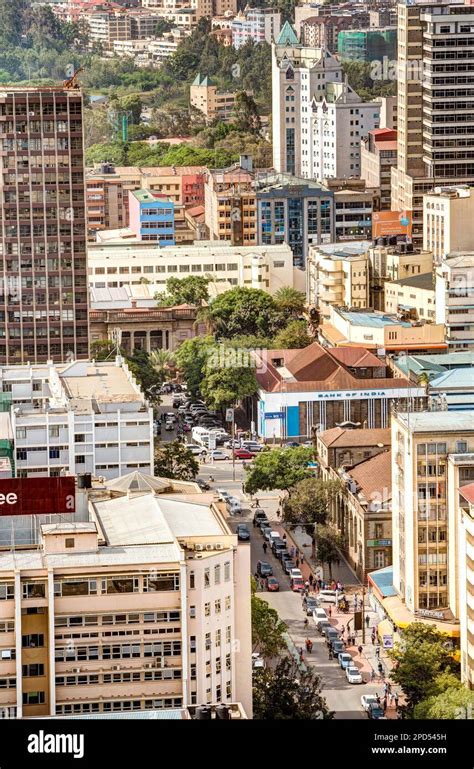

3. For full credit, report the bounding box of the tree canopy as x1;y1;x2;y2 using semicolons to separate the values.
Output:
283;478;343;528
200;355;258;409
272;320;313;350
253;657;333;720
207;287;284;340
251;589;287;659
154;440;199;481
156;275;211;307
315;525;344;578
174;336;215;397
244;447;315;495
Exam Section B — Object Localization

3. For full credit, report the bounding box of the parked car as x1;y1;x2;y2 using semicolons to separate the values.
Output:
317;622;332;636
280;552;293;567
318;589;345;605
236;524;250;541
216;488;230;501
313;608;328;624
325;628;340;647
270;538;286;555
187;444;203;456
256;561;273;578
208;450;228;461
284;441;300;448
361;695;379;713
302;596;319;615
165;421;175;431
289;568;303;581
282;559;296;575
196;479;211;491
261;525;272;540
253;510;268;525
291;577;305;592
346;666;363;685
267;577;280;592
233;449;255;460
367;702;385;719
331;640;345;657
339;652;353;669
242;441;263;453
226;497;242;515
273;544;288;561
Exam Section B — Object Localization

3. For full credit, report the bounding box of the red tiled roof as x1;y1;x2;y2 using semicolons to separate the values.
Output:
331;347;384;369
318;427;391;449
460;483;474;505
347;450;392;501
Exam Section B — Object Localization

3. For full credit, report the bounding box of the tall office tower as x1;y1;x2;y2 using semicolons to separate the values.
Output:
392;1;474;245
272;22;379;181
0;87;89;364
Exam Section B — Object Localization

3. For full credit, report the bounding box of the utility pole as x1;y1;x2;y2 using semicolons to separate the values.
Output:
232;410;236;483
362;584;366;644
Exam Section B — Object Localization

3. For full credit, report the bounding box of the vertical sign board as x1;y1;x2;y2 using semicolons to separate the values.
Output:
0;477;76;516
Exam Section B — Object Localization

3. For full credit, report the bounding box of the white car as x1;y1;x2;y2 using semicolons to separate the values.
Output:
289;568;303;581
346;666;363;684
361;694;378;712
208;450;228;461
338;652;352;670
165;421;175;431
216;489;231;501
186;444;204;456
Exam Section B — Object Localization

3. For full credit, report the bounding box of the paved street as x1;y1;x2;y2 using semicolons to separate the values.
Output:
156;395;398;718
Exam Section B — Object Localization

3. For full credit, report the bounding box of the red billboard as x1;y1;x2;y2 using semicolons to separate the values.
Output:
372;210;413;239
0;477;76;516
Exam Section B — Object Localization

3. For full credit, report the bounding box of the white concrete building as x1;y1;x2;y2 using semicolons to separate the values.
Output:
436;253;474;351
423;186;474;265
232;7;281;48
88;237;301;296
0;359;153;480
272;22;379;180
306;240;371;318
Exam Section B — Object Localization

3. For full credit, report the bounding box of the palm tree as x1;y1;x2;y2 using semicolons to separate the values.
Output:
274;287;306;318
417;372;431;397
149;349;175;379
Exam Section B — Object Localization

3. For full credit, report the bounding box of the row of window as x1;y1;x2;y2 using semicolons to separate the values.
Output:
56;669;182;687
56;698;183;715
55;627;179;642
55;611;180;628
53;574;179;597
55;641;182;662
189;563;231;590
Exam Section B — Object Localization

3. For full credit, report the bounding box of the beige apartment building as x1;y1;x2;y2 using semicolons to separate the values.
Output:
384;272;436;322
451;456;474;688
0;473;252;718
86;164;127;238
435;252;474;352
361;129;397;210
392;411;474;615
205;166;256;246
190;75;237;123
368;242;434;311
423;186;474;264
391;3;474;246
306;241;370;320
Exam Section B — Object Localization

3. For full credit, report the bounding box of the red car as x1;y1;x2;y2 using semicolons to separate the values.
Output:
233;449;255;460
267;577;280;592
291;577;305;593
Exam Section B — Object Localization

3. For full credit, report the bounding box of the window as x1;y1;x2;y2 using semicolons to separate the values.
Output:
214;565;221;585
22;634;44;648
225;596;231;611
190;636;196;653
49;426;60;438
49;448;60;459
189;572;195;589
226;653;231;670
456;441;468;454
205;603;210;617
22;664;44;677
204;569;210;588
105;577;139;595
215;629;221;647
226;626;231;643
74;434;85;443
16;428;26;440
23;691;45;705
0;584;14;601
65;538;75;549
205;633;211;650
224;562;231;582
75;455;85;465
215;599;221;614
189;606;196;619
22;583;46;600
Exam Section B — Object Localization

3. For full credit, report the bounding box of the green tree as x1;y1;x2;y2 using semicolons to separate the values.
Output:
200;358;258;409
315;525;344;579
283;478;342;528
253;657;333;720
233;90;261;135
174;335;215;396
117;94;142;125
149;349;175;380
126;349;164;397
207;287;281;339
244;447;315;495
156;275;210;307
251;590;287;659
274;286;306;318
389;623;460;715
272;320;313;350
90;339;116;361
154;440;199;480
414;678;474;719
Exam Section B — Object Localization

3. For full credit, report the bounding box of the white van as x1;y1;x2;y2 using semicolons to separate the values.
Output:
318;589;345;605
226;497;242;515
313;607;328;624
269;531;280;545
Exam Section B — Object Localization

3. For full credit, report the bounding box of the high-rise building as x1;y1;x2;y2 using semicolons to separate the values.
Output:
272;23;379;180
392;2;474;245
0;86;89;364
435;253;474;351
392;411;474;613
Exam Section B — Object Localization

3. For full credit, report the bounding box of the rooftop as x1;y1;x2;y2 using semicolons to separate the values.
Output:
58;361;142;404
395;411;474;433
368;566;397;598
460;483;474;505
388;272;434;290
430;368;474;390
347;450;392;502
319;427;391;449
311;241;371;260
337;309;412;329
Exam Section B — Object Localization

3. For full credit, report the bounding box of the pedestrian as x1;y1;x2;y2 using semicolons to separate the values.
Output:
358;645;363;656
328;605;332;617
383;697;387;714
282;532;287;541
305;581;310;592
328;648;333;660
394;692;399;709
389;692;394;707
291;546;296;558
370;669;375;683
378;661;384;676
308;639;313;653
296;558;300;568
300;553;304;565
309;574;314;587
375;645;380;659
305;638;310;652
299;647;304;663
317;578;322;590
365;614;370;629
304;618;309;631
376;693;380;705
262;542;268;555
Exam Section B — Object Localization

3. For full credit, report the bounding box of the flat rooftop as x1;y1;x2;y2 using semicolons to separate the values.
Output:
58;362;142;404
338;310;412;329
396;411;474;433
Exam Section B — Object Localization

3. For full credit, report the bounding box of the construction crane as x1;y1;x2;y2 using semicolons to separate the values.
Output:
63;67;83;90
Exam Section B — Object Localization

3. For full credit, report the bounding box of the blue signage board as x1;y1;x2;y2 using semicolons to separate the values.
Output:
265;412;284;420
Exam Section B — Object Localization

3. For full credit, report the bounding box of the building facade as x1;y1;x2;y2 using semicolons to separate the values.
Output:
232;8;281;48
436;253;474;351
361;128;397;210
204;165;256;246
423;186;474;264
128;189;175;245
306;241;371;319
0;86;89;364
190;75;237;123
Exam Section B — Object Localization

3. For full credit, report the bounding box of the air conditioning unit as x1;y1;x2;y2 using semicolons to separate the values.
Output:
205;544;214;551
214;544;224;550
145;663;153;669
112;665;120;671
73;668;81;673
194;544;204;551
